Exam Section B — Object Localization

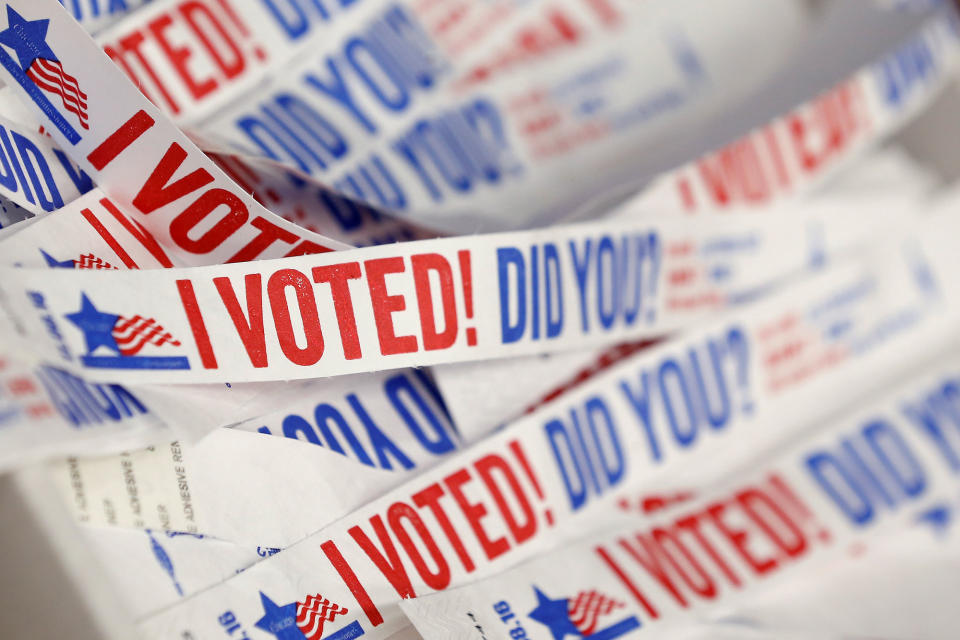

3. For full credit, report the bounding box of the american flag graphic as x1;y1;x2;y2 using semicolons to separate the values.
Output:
26;57;88;129
567;590;625;636
112;315;181;356
296;594;348;640
75;254;118;270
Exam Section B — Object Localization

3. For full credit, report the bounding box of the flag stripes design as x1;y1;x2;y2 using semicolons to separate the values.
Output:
75;254;117;270
112;315;181;356
568;590;624;636
27;58;88;129
296;594;348;640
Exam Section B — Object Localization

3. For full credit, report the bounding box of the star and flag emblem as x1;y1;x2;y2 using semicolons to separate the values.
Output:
0;6;90;142
64;293;190;370
527;586;641;639
0;7;88;127
256;592;364;640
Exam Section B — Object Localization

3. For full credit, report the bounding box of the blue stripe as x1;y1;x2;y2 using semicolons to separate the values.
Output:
81;355;191;370
588;616;642;639
0;47;81;144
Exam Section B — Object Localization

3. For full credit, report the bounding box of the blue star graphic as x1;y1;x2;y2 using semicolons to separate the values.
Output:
255;592;304;640
528;586;581;640
0;7;57;71
40;250;75;269
64;293;120;355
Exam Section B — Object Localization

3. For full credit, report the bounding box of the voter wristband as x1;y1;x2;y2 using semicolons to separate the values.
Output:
137;215;960;637
428;194;927;444
44;207;941;547
81;525;265;621
166;7;957;240
400;357;960;638
192;0;813;233
0;0;349;271
50;367;463;545
635;11;960;214
0;209;889;384
0;349;175;469
62;0;153;35
96;0;531;125
0;112;94;215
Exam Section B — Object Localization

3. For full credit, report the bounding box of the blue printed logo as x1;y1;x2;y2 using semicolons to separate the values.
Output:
0;6;89;144
256;592;363;640
64;293;190;370
527;585;640;639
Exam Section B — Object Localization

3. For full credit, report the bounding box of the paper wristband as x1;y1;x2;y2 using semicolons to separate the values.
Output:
91;4;952;240
0;100;441;247
95;0;525;125
82;525;264;622
0;257;267;472
429;194;928;444
0;181;455;466
92;0;804;126
0;203;873;467
0;191;325;469
634;11;960;214
0;209;884;383
192;0;812;233
137;216;960;638
61;0;153;35
0;199;320;469
0;2;939;258
40;208;936;544
0;342;321;470
0;349;176;469
399;358;960;639
50;368;464;545
161;4;952;240
41;208;929;549
203;151;441;248
0;68;436;248
0;158;438;467
0;0;349;270
0;112;93;215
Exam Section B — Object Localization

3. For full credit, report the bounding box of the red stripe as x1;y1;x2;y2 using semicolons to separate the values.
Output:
569;590;621;635
36;59;87;104
28;64;87;112
80;208;139;268
115;322;172;346
30;64;87;107
27;69;89;126
113;315;180;355
27;60;90;129
37;59;87;99
32;61;88;107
